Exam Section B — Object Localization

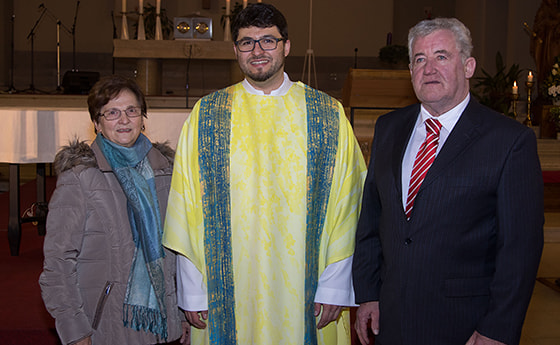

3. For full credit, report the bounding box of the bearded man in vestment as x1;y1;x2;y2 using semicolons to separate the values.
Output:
162;3;367;345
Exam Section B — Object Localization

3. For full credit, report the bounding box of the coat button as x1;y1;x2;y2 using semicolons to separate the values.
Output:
404;238;412;245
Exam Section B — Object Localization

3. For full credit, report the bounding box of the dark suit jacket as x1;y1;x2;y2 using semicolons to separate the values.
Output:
352;99;544;345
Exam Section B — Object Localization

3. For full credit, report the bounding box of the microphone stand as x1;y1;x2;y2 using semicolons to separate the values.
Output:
185;45;192;109
5;13;17;93
24;6;48;94
43;5;72;92
71;1;81;71
111;10;117;74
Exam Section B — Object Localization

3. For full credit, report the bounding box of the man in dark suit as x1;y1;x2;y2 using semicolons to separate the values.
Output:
352;17;544;345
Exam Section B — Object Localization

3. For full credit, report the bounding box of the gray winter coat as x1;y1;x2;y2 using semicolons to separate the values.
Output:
39;140;184;345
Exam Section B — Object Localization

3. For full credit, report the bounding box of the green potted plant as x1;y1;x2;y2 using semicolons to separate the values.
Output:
134;3;173;39
472;51;522;117
378;44;409;69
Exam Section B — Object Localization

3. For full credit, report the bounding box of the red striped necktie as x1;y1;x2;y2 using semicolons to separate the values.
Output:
405;118;442;219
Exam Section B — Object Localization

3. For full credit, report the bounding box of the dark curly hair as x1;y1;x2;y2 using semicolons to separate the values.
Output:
231;3;288;42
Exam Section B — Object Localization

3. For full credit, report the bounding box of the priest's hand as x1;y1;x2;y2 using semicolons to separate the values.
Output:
355;301;379;345
314;302;342;329
185;310;208;329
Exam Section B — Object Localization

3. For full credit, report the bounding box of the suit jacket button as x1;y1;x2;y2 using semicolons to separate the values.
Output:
404;238;412;245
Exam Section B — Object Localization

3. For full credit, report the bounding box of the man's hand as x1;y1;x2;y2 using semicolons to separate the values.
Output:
465;331;506;345
180;320;191;344
184;310;208;329
314;303;342;329
354;301;379;345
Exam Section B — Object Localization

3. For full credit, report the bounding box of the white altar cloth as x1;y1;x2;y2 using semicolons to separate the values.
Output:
0;108;190;163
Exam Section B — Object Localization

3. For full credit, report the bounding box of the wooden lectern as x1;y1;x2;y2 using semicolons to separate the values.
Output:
341;69;417;160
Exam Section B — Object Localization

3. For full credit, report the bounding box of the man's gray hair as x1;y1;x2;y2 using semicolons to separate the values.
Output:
408;17;473;63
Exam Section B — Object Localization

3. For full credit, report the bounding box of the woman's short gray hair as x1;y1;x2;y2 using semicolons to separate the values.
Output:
408;17;473;63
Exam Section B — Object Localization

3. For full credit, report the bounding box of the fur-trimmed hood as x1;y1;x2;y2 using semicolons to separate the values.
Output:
53;139;175;175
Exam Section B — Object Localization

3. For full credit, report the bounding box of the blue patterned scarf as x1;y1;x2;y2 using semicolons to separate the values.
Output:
96;133;168;340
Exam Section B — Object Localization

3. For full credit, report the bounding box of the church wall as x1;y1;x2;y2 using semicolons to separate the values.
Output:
0;0;545;98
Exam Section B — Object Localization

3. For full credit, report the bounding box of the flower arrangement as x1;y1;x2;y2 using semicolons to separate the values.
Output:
543;55;560;104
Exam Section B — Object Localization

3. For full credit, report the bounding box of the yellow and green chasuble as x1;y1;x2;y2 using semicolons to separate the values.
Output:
163;81;366;345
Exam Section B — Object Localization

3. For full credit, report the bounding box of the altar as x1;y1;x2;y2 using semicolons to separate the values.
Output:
113;39;242;95
0;100;190;255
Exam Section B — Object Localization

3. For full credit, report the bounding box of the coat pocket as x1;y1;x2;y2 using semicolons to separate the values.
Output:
92;281;114;330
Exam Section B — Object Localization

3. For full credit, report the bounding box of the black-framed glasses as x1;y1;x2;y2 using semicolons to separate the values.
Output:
235;37;286;52
99;106;143;121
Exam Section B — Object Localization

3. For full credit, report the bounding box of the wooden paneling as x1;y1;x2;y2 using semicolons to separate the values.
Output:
539;139;560;171
342;68;418;164
113;39;235;60
342;68;417;109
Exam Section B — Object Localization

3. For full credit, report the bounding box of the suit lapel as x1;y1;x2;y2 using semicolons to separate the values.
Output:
418;100;482;191
392;105;420;200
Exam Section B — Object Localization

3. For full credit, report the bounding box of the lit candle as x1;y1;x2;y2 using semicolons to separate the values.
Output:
243;0;248;8
257;0;262;2
226;0;231;14
139;0;143;14
122;0;126;12
528;71;534;83
156;0;161;14
512;81;518;95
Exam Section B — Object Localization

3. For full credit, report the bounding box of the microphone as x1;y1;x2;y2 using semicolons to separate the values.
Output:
38;3;44;9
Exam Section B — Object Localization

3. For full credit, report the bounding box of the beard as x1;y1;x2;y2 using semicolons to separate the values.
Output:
240;54;285;83
247;69;277;82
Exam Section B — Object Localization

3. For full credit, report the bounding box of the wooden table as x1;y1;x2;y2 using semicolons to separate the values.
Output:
113;39;242;95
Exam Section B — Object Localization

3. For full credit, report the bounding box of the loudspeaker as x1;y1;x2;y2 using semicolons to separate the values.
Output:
62;71;100;95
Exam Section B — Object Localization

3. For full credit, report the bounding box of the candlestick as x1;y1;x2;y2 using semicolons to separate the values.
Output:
121;0;129;40
528;71;534;83
137;0;145;40
512;81;518;95
243;0;248;8
155;0;162;40
525;79;535;127
224;0;231;41
511;93;519;119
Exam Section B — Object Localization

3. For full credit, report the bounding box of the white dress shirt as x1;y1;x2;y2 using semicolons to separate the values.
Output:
401;94;470;209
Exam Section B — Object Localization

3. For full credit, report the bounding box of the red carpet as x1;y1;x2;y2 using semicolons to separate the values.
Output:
0;177;60;344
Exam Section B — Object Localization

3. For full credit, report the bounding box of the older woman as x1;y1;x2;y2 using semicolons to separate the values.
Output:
39;75;188;345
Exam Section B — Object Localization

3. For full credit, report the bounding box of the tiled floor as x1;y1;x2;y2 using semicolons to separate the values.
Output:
520;279;560;345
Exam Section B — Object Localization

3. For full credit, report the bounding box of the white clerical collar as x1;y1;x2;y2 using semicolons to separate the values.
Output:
419;93;470;133
241;72;293;96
